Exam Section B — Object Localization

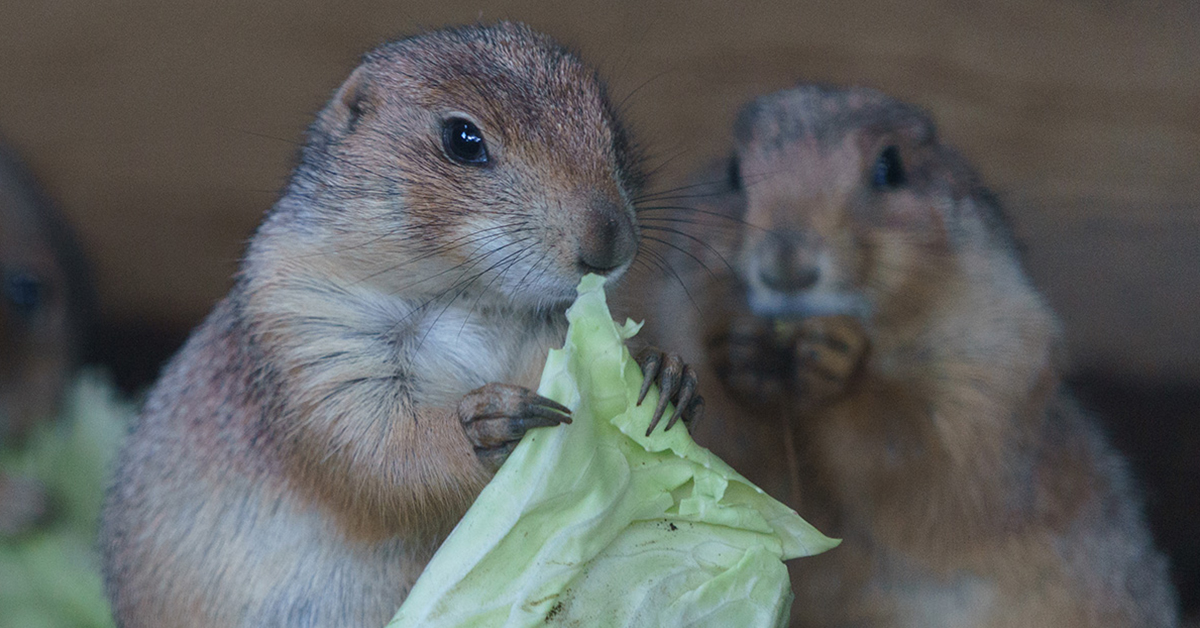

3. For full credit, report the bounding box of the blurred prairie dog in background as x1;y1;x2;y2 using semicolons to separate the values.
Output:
628;84;1179;627
0;143;92;534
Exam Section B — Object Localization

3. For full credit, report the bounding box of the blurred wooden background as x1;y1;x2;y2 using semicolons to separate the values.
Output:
1;0;1196;608
1;0;1197;380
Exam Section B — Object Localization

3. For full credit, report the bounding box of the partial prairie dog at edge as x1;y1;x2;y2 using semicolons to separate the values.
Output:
0;143;91;443
628;84;1179;627
0;143;93;537
100;22;699;628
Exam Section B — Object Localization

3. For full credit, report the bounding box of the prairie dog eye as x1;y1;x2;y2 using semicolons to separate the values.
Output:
441;118;489;165
872;145;906;189
4;270;45;317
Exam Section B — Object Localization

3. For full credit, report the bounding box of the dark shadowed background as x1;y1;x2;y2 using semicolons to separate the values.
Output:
1;0;1196;611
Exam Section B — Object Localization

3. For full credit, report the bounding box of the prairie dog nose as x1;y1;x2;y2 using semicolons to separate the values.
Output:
577;197;636;274
756;233;819;292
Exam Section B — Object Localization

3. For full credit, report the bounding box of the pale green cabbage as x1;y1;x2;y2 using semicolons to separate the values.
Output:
0;371;131;628
388;275;837;627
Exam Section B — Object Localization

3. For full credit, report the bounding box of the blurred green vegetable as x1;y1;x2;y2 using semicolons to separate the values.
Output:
0;371;132;628
390;275;837;628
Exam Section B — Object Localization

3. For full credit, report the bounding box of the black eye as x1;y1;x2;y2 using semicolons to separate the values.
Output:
4;271;45;317
726;155;742;192
872;145;906;189
441;118;489;165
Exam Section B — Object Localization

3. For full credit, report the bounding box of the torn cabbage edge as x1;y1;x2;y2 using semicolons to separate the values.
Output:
388;274;837;628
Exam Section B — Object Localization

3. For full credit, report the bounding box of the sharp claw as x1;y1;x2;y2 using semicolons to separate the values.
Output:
638;376;655;406
645;410;663;437
502;410;573;442
525;405;573;424
652;372;679;429
666;366;698;432
651;392;672;432
528;412;570;429
636;350;661;405
533;394;571;415
665;408;682;432
518;389;572;422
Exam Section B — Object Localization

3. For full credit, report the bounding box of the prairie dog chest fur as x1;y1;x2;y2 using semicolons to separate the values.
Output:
246;273;566;409
408;304;564;405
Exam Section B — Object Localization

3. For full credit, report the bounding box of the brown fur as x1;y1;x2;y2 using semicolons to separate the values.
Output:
624;84;1179;627
100;23;646;627
0;143;91;535
0;143;89;442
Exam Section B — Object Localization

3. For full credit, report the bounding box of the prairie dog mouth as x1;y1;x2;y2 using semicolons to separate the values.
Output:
747;289;871;320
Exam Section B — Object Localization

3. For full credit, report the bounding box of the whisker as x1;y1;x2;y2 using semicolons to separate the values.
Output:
614;69;673;116
359;224;531;291
355;233;507;293
640;233;715;280
637;215;714;227
379;233;534;338
301;222;522;262
456;245;538;341
528;255;558;315
633;181;728;204
640;225;736;274
638;245;700;313
414;238;535;352
230;127;304;147
639;148;693;186
637;205;766;232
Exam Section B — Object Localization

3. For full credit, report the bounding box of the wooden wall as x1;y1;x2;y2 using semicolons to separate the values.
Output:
1;0;1197;381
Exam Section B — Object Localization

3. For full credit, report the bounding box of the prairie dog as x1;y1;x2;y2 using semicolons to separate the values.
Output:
100;23;698;628
0;144;91;534
632;84;1179;627
0;144;88;443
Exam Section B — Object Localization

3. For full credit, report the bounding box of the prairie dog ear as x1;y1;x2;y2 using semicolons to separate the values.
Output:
326;65;371;133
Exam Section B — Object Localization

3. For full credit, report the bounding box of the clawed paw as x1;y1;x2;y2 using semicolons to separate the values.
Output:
458;383;572;471
707;313;868;408
634;347;704;436
792;315;868;405
706;316;793;406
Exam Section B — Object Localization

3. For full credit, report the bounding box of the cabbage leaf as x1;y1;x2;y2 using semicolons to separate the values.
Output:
388;275;837;627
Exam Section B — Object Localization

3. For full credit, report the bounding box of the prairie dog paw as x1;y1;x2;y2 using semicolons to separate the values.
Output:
634;347;704;436
707;316;793;406
793;315;868;405
458;383;571;472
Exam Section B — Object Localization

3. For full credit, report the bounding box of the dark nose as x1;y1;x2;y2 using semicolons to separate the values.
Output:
757;234;819;292
577;198;637;274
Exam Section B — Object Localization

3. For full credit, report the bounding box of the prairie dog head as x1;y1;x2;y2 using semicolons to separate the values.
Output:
0;147;86;441
728;85;1012;323
256;22;642;311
